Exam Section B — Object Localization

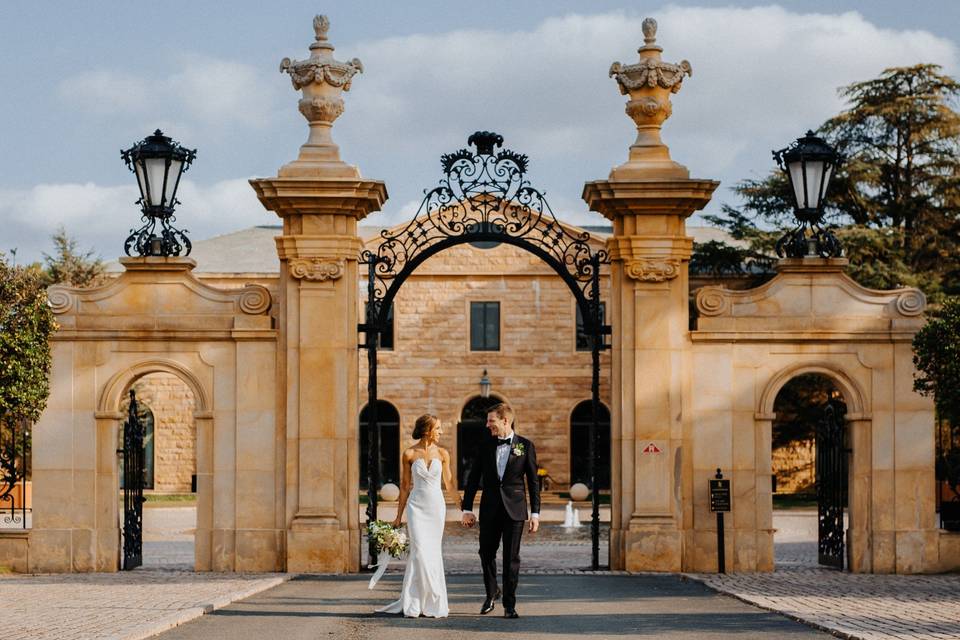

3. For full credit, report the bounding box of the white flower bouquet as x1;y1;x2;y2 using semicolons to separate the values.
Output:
368;520;409;559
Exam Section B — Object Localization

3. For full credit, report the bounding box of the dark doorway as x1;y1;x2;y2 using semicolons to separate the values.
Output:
457;395;503;489
359;401;400;489
570;401;611;490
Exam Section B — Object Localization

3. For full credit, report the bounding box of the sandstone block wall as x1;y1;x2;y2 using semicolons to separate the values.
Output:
360;240;612;489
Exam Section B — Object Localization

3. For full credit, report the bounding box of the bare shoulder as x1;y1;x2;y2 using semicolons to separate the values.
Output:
437;447;451;461
401;447;417;462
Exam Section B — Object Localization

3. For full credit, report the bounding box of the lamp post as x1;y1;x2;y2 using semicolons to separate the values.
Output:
121;129;197;257
772;130;842;258
479;370;492;399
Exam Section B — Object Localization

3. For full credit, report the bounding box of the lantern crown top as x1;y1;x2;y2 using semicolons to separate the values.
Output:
773;130;841;170
121;129;196;171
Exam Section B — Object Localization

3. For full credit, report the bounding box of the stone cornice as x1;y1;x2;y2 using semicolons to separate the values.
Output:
274;235;364;261
582;179;718;221
249;177;387;221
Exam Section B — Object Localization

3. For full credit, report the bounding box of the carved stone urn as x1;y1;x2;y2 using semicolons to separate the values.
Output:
608;18;692;179
278;15;364;177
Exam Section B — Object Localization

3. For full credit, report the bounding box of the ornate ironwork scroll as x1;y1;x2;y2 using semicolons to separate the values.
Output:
121;389;146;570
359;131;611;569
360;131;608;318
0;415;29;528
816;400;848;570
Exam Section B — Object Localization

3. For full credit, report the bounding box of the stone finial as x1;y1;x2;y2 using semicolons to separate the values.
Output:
277;15;364;177
607;17;692;179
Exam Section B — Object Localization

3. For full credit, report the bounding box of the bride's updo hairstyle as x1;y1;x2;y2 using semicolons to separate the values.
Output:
413;414;440;440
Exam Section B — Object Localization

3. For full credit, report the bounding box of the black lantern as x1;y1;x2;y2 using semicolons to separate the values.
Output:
479;370;492;399
772;131;843;258
121;130;197;257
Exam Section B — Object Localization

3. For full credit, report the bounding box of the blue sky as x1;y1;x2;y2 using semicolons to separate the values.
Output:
1;1;958;262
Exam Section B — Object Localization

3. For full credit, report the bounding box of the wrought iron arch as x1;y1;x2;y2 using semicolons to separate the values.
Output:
358;131;611;570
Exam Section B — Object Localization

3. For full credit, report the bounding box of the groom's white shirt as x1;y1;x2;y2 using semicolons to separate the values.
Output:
462;430;539;519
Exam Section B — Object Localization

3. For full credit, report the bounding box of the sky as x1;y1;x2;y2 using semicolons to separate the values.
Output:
1;1;958;263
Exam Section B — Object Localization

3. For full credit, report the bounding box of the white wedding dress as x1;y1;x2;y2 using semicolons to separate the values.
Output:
376;457;449;618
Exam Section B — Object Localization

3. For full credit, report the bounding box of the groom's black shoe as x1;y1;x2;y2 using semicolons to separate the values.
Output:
480;589;501;615
503;608;519;619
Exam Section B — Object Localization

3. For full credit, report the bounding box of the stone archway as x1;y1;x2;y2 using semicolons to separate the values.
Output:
98;360;213;571
758;364;870;572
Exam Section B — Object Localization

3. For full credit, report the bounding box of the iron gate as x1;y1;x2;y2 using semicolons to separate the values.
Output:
359;131;610;569
121;389;145;570
816;400;847;569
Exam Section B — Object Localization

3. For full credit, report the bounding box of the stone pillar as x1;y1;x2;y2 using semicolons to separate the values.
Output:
582;18;718;571
250;15;386;573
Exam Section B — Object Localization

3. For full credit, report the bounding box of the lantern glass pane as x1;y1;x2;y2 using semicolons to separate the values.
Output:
163;160;183;204
803;160;826;209
788;161;807;209
144;157;167;207
133;163;148;202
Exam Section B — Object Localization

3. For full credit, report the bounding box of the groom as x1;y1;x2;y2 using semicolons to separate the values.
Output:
461;402;540;619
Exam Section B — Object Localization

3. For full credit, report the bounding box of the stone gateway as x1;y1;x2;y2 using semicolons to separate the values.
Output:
11;15;955;575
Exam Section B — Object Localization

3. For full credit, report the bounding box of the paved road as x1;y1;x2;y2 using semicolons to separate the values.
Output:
154;574;830;639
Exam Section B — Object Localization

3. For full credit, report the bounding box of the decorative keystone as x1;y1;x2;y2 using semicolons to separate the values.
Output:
608;18;692;179
278;15;364;176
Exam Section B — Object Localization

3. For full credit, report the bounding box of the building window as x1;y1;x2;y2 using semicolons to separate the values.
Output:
576;302;606;352
364;302;394;351
470;301;500;351
359;400;401;489
570;401;611;490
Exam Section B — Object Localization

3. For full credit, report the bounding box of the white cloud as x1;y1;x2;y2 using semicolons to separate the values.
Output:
336;6;957;224
0;179;270;262
16;7;960;262
59;54;282;131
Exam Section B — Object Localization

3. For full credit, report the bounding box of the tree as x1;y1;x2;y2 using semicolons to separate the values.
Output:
913;297;960;504
42;226;106;288
824;64;960;296
0;253;56;423
696;64;960;301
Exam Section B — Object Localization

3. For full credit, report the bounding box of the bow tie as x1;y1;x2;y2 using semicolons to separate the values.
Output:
497;438;512;446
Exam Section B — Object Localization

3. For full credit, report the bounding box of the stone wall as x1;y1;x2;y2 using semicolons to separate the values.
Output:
360;239;612;489
121;372;197;493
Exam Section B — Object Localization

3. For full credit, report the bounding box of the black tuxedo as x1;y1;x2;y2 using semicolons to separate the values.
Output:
461;433;540;610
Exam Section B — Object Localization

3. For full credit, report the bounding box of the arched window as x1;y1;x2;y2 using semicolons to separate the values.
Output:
569;401;611;490
359;401;400;489
457;396;504;489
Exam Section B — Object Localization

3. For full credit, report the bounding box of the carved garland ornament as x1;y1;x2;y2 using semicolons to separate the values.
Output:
624;258;681;282
279;16;363;92
289;258;345;281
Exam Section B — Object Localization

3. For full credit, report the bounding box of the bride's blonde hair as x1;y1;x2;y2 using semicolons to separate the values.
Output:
413;414;440;440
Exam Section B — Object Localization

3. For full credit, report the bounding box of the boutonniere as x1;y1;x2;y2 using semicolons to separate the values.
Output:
512;442;525;457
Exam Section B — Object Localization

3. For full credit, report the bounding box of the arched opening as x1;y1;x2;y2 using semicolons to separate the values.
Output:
119;372;198;570
457;395;505;489
569;401;611;491
359;401;400;489
772;373;848;570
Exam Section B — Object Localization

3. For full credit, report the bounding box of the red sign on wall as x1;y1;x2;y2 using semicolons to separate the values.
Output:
642;442;662;454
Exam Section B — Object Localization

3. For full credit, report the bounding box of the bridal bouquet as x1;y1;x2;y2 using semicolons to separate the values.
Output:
367;520;409;589
368;520;409;559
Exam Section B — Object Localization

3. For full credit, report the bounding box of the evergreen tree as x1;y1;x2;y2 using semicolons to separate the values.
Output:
696;64;960;301
42;226;106;288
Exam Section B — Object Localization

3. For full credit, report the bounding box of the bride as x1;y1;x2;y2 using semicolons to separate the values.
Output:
376;414;457;618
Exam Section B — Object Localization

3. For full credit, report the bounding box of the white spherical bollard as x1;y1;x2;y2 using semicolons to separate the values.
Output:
379;482;400;502
569;482;590;502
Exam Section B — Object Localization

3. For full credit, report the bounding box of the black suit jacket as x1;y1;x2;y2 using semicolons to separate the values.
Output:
462;434;541;522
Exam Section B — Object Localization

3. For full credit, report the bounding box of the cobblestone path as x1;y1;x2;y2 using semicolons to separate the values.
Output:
0;571;288;640
688;567;960;640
